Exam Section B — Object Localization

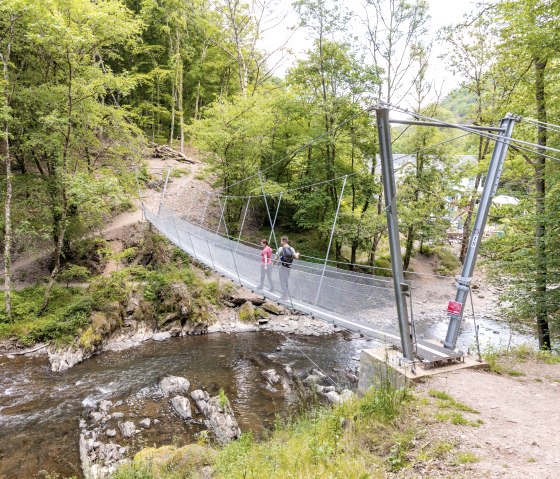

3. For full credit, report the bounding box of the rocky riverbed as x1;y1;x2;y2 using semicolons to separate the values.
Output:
0;331;367;478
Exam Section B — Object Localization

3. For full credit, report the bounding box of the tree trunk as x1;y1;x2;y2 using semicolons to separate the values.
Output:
40;54;73;314
403;225;414;271
1;21;13;319
534;57;550;349
178;60;184;155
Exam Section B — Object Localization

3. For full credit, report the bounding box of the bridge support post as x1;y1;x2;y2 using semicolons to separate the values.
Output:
158;166;171;216
376;107;414;362
443;114;518;350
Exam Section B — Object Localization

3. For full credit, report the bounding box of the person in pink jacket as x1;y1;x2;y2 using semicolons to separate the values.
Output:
257;239;275;292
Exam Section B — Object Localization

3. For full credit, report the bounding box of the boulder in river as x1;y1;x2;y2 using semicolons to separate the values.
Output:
191;389;210;413
261;369;281;386
189;390;241;443
203;395;241;444
170;395;192;420
119;421;136;438
139;418;151;428
160;376;190;397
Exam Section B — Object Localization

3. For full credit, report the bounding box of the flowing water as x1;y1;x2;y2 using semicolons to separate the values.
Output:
0;317;532;479
0;332;370;479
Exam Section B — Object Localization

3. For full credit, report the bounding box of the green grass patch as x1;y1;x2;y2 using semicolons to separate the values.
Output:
0;286;94;345
435;411;483;427
429;390;479;414
453;451;479;465
483;344;560;376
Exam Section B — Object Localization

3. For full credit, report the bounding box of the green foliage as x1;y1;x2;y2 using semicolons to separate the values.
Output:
218;388;228;410
453;451;480;465
0;286;94;345
359;379;411;423
58;264;92;287
483;344;560;376
428;390;480;414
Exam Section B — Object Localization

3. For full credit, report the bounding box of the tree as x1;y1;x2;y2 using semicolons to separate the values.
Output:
494;0;560;349
0;4;18;318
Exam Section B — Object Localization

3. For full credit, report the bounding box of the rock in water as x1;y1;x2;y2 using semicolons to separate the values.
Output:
191;389;210;413
261;369;281;386
119;421;136;438
203;395;241;444
139;418;151;428
159;376;190;397
170;396;192;420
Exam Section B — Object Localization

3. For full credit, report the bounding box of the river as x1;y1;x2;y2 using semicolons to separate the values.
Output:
0;315;533;479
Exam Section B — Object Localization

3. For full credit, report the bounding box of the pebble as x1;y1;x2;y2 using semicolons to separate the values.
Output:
105;429;117;438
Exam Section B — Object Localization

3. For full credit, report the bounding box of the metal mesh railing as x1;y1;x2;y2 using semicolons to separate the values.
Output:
145;205;404;342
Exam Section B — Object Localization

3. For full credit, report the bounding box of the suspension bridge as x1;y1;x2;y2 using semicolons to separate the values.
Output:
140;105;560;371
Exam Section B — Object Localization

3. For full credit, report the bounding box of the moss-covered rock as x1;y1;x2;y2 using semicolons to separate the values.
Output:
130;444;217;476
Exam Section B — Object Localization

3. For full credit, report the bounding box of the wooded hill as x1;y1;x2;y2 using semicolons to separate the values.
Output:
0;0;559;348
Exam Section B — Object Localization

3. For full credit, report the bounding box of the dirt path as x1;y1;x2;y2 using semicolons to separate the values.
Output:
418;361;560;478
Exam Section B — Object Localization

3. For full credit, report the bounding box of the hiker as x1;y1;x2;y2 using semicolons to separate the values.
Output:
275;236;299;301
257;239;275;292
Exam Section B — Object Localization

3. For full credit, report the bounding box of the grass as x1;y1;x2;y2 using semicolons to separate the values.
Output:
114;380;416;479
428;389;480;414
435;411;483;427
418;244;461;276
429;390;482;427
453;451;479;465
483;344;560;376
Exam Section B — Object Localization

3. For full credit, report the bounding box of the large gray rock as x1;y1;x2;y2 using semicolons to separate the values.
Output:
191;389;210;413
118;421;136;438
261;301;286;315
203;395;241;444
171;395;192;420
231;291;265;306
160;376;190;397
48;347;85;371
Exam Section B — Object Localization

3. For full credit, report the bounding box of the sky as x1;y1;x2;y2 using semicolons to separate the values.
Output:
260;0;480;106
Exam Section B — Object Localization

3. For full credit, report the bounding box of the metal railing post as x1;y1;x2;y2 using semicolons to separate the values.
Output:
269;192;283;245
158;166;171;216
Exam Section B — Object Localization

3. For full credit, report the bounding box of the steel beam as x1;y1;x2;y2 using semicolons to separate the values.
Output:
376;107;414;361
389;119;505;132
443;114;518;350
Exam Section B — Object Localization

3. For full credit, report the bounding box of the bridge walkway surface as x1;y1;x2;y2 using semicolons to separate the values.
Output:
145;205;463;365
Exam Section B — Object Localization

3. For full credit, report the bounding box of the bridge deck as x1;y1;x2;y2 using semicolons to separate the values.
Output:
145;206;463;366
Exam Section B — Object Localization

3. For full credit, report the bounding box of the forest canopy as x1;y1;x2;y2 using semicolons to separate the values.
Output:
1;0;559;347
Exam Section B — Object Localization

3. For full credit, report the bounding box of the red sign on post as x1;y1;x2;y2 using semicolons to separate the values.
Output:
447;301;463;315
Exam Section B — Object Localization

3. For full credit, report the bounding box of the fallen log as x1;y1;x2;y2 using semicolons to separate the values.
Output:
149;142;195;164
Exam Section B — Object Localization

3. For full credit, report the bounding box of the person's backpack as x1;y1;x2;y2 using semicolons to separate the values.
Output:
280;246;295;268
